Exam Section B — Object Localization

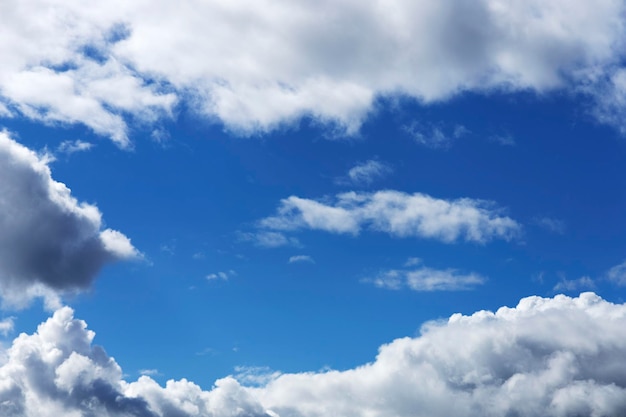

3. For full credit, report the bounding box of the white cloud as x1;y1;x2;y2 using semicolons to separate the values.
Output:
2;294;626;416
1;1;626;143
206;270;236;281
340;160;391;186
261;190;520;243
366;262;486;291
0;131;139;308
288;255;315;264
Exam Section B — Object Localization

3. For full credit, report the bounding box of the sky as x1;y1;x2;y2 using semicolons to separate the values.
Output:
2;1;626;416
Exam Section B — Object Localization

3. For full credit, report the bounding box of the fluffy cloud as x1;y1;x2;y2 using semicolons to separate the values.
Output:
261;190;520;243
366;260;486;291
2;293;626;416
253;292;626;417
0;131;139;307
1;1;626;143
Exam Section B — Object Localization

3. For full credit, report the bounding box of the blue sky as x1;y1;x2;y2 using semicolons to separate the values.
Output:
2;1;626;416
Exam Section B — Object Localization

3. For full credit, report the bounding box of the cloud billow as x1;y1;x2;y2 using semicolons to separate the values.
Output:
1;293;626;416
0;131;139;307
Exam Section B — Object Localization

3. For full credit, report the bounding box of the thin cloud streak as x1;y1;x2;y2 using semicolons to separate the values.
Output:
365;260;486;291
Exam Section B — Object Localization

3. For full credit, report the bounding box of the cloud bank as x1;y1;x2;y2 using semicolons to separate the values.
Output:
2;0;626;143
1;293;626;416
0;131;139;307
261;190;520;243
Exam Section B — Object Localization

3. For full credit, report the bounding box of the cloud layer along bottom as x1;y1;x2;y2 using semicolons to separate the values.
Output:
1;292;625;416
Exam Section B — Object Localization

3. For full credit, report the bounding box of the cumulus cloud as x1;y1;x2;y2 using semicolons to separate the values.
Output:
260;190;520;243
2;293;626;416
366;260;486;291
1;1;626;142
0;131;139;307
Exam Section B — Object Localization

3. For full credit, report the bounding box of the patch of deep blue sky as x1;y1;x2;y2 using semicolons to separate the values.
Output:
3;89;626;387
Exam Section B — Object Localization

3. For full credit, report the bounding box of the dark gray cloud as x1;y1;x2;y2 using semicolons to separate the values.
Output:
2;294;626;416
0;131;139;307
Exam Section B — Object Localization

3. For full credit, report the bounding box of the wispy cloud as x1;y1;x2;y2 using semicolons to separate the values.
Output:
607;260;626;286
490;134;516;147
139;369;160;377
238;231;301;248
261;190;520;243
553;276;595;292
233;366;281;387
57;140;95;155
288;255;315;264
365;259;486;291
0;317;15;336
403;123;469;149
337;160;391;186
534;217;566;234
206;270;237;281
